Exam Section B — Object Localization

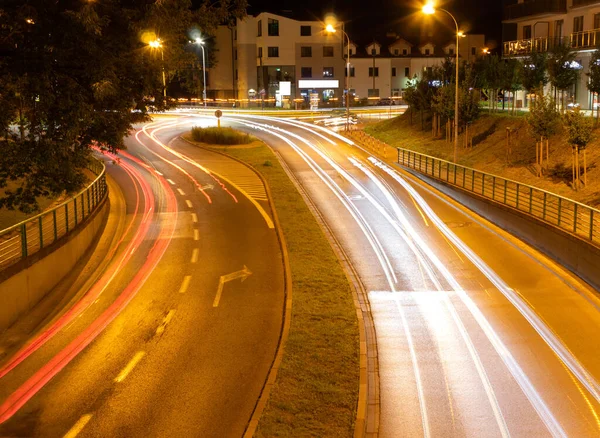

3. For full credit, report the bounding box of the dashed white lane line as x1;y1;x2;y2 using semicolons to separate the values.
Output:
191;213;198;223
115;351;146;383
177;188;185;196
179;275;192;294
155;171;163;176
155;309;176;335
191;248;199;263
185;200;193;208
194;229;200;241
63;414;93;438
167;179;175;185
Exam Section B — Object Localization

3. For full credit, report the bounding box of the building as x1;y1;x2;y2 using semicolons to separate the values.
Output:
211;12;486;107
502;0;600;109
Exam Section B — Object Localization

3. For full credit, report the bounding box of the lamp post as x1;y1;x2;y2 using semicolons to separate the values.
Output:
192;38;208;108
149;39;167;100
422;2;463;163
325;23;351;131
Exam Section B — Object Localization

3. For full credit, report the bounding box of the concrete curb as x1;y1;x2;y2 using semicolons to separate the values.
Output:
177;136;293;438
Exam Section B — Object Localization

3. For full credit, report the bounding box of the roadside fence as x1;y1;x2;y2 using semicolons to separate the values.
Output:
0;158;108;270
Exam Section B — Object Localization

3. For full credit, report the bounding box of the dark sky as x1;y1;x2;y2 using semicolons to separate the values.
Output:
246;0;503;49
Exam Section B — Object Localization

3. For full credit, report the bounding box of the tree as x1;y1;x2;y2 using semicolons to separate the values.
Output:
432;86;455;141
527;87;560;177
587;48;600;122
564;107;594;190
0;0;246;212
521;50;549;106
500;58;522;114
548;42;580;112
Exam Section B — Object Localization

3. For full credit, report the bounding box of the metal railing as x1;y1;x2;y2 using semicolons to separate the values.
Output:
0;158;108;270
397;148;600;246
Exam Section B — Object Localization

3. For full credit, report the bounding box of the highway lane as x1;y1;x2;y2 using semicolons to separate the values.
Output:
206;114;600;437
0;120;284;437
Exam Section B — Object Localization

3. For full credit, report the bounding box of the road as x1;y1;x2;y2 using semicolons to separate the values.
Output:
199;113;600;437
0;120;284;437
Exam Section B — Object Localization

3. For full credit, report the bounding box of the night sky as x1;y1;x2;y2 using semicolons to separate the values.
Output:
246;0;503;49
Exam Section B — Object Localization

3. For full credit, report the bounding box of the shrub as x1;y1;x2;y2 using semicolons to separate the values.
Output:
190;126;254;145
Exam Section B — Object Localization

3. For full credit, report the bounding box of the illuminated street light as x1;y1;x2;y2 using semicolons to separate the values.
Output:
483;48;490;55
149;39;167;100
325;21;351;131
25;18;35;24
421;2;462;163
191;38;208;108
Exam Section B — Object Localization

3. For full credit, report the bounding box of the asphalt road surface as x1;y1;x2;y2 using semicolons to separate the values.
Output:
0;120;284;437
203;113;599;437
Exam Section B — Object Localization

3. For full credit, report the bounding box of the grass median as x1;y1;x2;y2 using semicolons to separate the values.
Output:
184;135;360;436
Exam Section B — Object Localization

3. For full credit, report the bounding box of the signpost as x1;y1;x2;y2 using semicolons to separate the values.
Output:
215;109;222;128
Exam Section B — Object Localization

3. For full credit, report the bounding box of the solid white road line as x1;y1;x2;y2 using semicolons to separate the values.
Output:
63;414;93;438
191;213;198;223
114;351;146;383
177;188;185;196
179;275;192;294
167;179;175;185
191;248;199;263
194;229;200;241
185;200;193;208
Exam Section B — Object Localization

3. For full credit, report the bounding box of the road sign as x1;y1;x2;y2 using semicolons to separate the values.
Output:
215;110;223;118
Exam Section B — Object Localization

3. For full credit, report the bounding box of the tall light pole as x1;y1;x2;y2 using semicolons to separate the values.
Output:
193;38;208;108
422;2;463;163
325;23;351;131
149;39;167;100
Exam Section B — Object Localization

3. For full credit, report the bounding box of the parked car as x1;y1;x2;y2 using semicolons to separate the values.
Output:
376;98;395;106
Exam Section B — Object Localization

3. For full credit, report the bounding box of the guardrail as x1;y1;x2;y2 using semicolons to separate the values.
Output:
0;158;108;270
397;148;600;246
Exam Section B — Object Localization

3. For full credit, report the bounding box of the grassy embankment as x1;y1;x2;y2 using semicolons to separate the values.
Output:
365;110;600;207
184;132;360;436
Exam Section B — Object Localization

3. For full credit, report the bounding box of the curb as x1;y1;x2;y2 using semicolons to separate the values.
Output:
177;136;293;438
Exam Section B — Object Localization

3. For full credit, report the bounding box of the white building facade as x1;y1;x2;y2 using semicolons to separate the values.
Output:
503;0;600;109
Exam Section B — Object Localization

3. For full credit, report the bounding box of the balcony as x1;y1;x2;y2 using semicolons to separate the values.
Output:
504;29;600;56
504;0;566;21
572;0;600;7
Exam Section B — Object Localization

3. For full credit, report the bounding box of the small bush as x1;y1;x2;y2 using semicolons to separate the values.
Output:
263;160;273;167
190;126;253;145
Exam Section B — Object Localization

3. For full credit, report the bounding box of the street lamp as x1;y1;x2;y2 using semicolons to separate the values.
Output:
325;22;351;131
192;38;208;108
422;2;463;163
149;39;167;100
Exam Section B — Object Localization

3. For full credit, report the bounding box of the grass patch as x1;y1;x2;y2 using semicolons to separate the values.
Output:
191;139;359;436
190;126;254;145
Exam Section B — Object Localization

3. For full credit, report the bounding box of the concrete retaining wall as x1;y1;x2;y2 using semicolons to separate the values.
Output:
0;198;109;331
404;167;600;292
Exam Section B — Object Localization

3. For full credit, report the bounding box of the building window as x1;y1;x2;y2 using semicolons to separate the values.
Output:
394;49;399;56
301;67;312;78
301;25;311;36
234;49;237;60
403;49;408;55
368;89;379;97
258;20;262;37
371;48;377;55
392;67;397;77
301;46;312;57
323;67;334;77
574;16;584;33
267;46;279;57
234;29;237;40
345;67;355;77
405;67;410;77
425;48;430;55
368;67;379;77
349;48;354;56
258;47;263;58
555;20;563;38
471;47;476;56
323;46;334;57
523;25;532;39
449;48;454;55
594;14;600;30
268;18;279;36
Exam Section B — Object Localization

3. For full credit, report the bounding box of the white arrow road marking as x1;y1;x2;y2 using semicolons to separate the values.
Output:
213;266;252;307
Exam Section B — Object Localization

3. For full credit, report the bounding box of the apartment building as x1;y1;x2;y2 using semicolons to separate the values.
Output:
503;0;600;109
212;12;486;107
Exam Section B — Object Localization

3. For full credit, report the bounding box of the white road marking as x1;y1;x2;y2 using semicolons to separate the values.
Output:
191;213;198;223
177;188;185;196
155;171;163;176
63;414;93;438
179;275;192;294
114;351;146;383
156;309;176;335
194;229;200;241
167;179;175;185
185;200;193;208
191;248;199;263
